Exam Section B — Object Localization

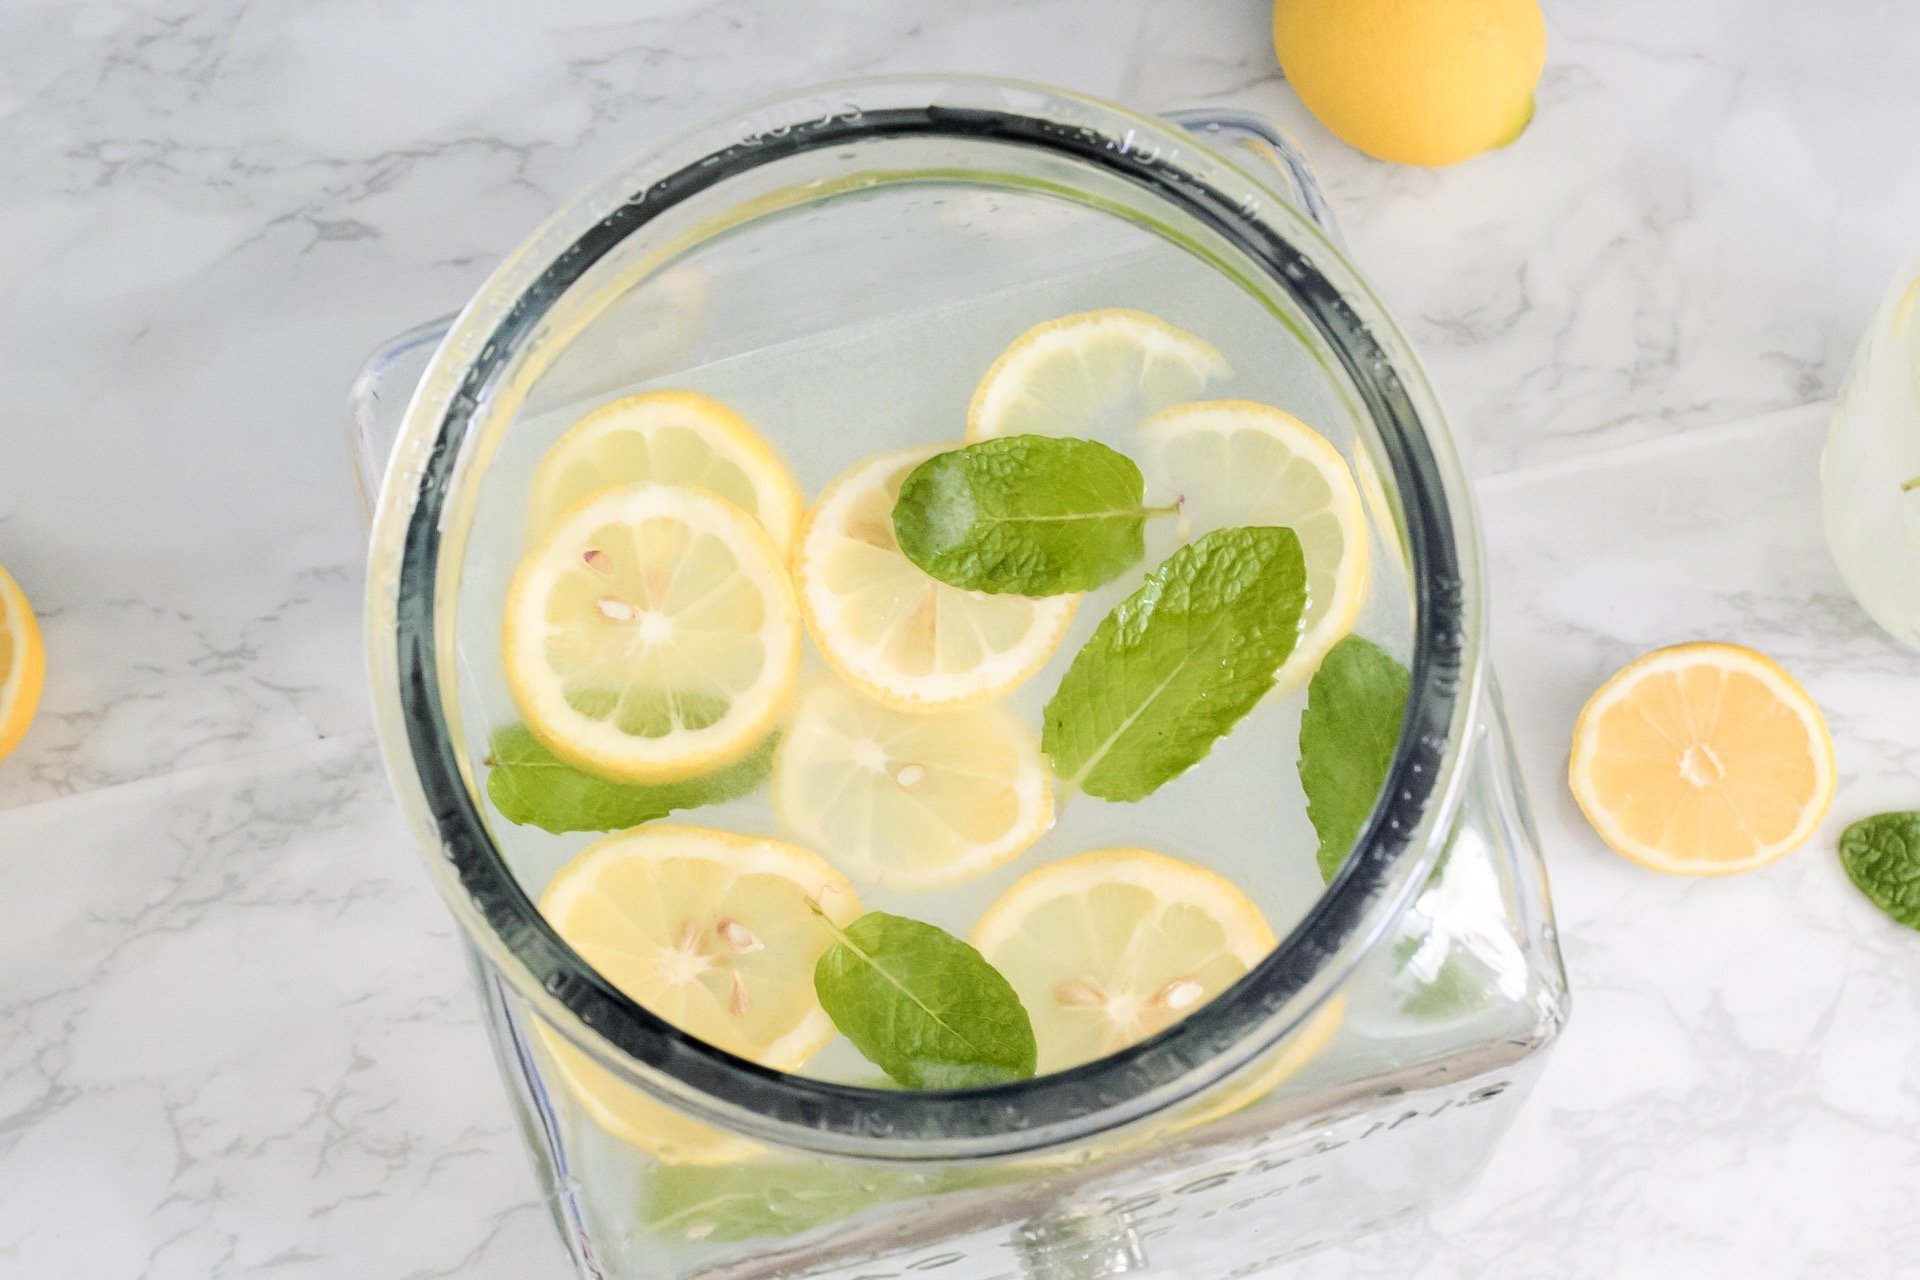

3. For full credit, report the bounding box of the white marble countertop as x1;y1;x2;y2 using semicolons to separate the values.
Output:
3;2;1919;1277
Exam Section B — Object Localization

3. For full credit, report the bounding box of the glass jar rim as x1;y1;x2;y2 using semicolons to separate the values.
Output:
365;75;1487;1159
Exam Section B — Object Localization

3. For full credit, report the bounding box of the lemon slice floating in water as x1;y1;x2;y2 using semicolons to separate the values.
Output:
792;445;1077;711
772;681;1053;892
967;308;1229;444
1141;400;1370;692
504;483;801;784
535;824;859;1162
527;390;805;553
971;847;1276;1074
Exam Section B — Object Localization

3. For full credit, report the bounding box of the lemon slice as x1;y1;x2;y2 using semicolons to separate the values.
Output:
0;565;44;763
536;824;859;1162
967;309;1230;443
1569;642;1836;875
793;446;1077;711
539;825;857;1065
772;681;1053;891
1141;401;1370;691
971;848;1277;1074
527;390;805;553
504;483;801;784
535;1037;762;1165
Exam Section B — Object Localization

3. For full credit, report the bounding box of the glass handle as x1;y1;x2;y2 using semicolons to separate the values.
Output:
1165;108;1343;244
349;313;456;524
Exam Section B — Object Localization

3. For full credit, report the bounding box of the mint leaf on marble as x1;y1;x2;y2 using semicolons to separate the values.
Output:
813;912;1036;1089
1042;526;1307;802
484;725;772;833
891;435;1173;594
1839;811;1920;931
1298;635;1411;882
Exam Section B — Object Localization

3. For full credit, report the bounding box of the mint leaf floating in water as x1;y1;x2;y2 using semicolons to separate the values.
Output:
641;1160;922;1243
813;911;1037;1089
485;724;773;833
1298;635;1411;882
1042;526;1308;802
892;435;1177;595
1392;936;1492;1021
1839;811;1920;930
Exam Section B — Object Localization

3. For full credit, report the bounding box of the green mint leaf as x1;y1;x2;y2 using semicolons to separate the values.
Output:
1839;811;1920;930
1298;635;1411;882
813;912;1037;1089
641;1161;919;1242
892;435;1166;594
1041;526;1307;802
484;725;773;833
639;1160;1017;1243
1392;937;1491;1021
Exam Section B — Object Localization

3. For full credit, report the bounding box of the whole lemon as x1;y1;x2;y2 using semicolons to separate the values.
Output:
1272;0;1546;167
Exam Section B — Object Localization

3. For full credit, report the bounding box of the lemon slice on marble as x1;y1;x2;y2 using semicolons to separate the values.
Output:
1141;400;1370;691
967;309;1229;444
527;390;805;553
772;680;1053;891
0;565;44;763
792;446;1077;711
504;483;801;784
535;824;859;1162
971;847;1276;1074
1569;642;1835;875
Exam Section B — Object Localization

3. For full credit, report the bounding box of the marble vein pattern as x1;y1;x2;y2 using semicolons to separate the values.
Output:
0;738;562;1277
1290;406;1920;1277
2;0;1919;1277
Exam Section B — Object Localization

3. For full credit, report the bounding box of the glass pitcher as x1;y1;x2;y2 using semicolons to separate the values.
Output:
358;78;1567;1279
1821;247;1920;649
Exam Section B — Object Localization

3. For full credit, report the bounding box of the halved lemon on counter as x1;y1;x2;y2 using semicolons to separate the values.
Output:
0;564;43;763
504;483;801;784
792;446;1077;711
772;681;1053;891
971;848;1277;1074
1568;642;1836;875
967;309;1230;444
535;824;859;1162
1141;401;1370;692
526;390;805;553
